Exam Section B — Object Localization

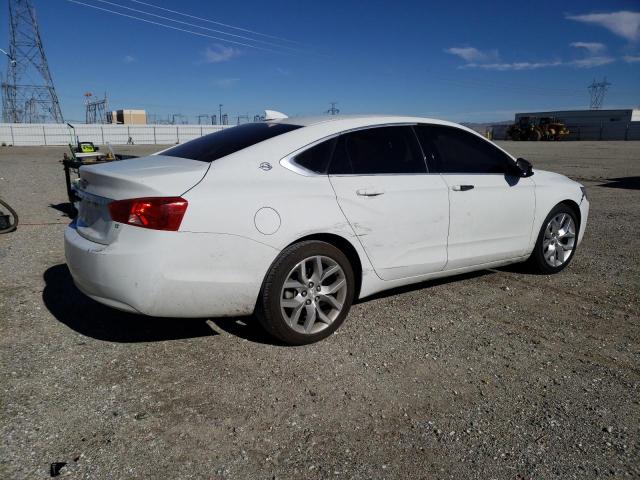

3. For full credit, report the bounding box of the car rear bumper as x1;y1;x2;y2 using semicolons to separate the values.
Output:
64;223;278;317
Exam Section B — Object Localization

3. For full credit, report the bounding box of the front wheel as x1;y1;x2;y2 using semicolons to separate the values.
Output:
256;240;355;345
527;204;578;274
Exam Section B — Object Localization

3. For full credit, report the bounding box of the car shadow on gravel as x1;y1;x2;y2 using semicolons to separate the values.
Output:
43;264;281;345
43;264;219;343
208;317;286;346
356;270;494;304
598;176;640;191
49;202;76;218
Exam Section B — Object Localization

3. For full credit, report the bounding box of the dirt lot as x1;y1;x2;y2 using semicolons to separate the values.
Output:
0;141;638;479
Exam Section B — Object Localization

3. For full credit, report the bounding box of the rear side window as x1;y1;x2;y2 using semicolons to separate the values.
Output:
292;138;336;173
162;123;302;162
328;126;426;175
415;125;512;174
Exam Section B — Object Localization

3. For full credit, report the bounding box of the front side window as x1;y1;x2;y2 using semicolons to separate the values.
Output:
162;123;302;162
328;126;426;175
415;125;513;174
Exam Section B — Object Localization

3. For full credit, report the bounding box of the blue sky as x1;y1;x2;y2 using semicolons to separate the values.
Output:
2;0;639;122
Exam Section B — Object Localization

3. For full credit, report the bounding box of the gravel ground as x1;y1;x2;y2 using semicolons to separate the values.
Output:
0;141;638;479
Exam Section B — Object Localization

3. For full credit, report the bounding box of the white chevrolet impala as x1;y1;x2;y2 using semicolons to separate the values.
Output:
65;114;589;344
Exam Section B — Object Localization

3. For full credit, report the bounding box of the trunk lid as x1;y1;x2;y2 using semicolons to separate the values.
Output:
74;155;208;244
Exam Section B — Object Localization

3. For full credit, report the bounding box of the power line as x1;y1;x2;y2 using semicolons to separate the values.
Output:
66;0;289;53
423;71;587;98
127;0;304;46
91;0;303;52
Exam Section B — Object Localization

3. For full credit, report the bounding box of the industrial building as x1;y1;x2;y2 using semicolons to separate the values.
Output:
107;109;147;125
493;108;640;140
516;108;639;126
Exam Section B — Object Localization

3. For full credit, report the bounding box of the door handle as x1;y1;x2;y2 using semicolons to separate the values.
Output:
356;188;385;197
451;185;474;191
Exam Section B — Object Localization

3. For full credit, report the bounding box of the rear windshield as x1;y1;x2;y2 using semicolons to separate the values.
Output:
162;123;303;162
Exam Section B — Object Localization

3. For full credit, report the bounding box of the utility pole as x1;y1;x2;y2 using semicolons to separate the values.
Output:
325;102;340;115
588;78;611;110
1;0;64;123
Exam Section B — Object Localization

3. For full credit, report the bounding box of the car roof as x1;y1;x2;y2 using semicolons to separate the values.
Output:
270;114;461;129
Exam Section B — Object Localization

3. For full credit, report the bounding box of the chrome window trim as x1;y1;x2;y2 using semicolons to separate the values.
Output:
279;122;419;177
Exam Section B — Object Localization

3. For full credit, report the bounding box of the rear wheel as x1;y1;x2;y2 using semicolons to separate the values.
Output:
528;204;578;274
0;199;18;234
256;240;355;345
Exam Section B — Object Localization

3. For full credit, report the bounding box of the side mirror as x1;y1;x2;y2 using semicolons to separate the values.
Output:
515;158;533;177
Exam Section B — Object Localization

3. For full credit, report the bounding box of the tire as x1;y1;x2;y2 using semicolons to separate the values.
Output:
0;198;18;234
256;240;355;345
527;204;579;274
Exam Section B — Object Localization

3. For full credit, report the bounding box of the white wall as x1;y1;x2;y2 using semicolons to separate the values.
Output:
0;123;234;146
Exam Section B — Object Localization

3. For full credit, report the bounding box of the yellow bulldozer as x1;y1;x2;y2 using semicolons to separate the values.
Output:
507;116;569;141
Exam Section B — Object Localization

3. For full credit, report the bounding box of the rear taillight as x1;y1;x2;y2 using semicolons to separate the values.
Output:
108;197;188;231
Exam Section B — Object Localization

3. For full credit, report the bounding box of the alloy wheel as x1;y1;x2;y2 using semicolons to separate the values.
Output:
280;255;348;334
542;213;576;267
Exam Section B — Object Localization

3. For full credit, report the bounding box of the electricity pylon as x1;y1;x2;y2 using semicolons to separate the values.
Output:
588;78;611;110
1;0;64;123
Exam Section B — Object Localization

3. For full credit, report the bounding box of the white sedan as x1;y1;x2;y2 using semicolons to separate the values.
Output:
65;114;589;344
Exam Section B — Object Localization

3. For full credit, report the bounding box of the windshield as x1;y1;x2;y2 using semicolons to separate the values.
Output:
162;122;303;162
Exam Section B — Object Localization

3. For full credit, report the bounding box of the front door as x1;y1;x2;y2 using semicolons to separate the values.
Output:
415;124;535;270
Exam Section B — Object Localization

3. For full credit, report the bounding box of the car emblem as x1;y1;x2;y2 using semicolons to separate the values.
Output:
259;162;272;171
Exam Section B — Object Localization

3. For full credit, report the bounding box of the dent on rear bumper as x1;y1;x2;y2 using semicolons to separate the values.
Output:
64;224;278;317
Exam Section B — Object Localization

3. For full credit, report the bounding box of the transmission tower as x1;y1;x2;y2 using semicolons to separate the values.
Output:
171;113;186;124
84;92;108;124
588;78;611;110
325;102;340;115
1;0;64;123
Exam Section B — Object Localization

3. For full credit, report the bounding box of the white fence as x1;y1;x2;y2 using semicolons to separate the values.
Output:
0;123;234;146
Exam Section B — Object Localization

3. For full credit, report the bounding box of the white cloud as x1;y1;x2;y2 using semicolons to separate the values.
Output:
445;47;498;62
210;78;239;88
203;44;241;63
123;55;136;63
570;56;615;68
623;55;640;63
567;11;640;42
570;42;607;54
463;56;616;70
462;60;563;71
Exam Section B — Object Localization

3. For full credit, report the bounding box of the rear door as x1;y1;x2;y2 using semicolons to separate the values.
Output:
415;124;535;270
328;125;450;280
